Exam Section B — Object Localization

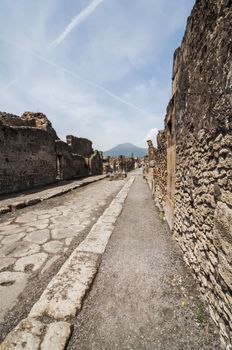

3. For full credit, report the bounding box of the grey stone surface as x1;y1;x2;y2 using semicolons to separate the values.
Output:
24;229;50;245
8;242;41;258
1;233;25;245
40;321;71;350
43;241;63;254
14;253;48;272
0;272;27;322
0;258;15;271
0;318;71;350
41;255;60;274
29;251;100;319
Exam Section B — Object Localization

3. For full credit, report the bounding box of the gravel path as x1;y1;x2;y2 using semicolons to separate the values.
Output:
67;173;220;350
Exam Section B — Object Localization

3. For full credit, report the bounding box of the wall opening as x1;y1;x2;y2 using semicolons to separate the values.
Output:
56;155;63;180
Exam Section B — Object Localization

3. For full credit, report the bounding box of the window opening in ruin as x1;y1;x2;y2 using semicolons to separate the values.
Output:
167;119;172;135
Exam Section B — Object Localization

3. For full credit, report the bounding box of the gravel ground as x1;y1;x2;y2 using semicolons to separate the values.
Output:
0;178;124;342
67;173;220;350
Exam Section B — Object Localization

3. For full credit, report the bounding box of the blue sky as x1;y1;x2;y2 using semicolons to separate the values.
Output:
0;0;195;150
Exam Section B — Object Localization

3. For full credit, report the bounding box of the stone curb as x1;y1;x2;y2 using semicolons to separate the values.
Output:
0;318;71;350
0;176;135;349
0;175;108;217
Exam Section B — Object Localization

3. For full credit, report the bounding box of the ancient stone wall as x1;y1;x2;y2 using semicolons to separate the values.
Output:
55;140;88;180
152;131;167;213
172;1;232;346
66;135;93;157
146;0;232;346
88;151;103;176
0;112;102;195
0;123;57;194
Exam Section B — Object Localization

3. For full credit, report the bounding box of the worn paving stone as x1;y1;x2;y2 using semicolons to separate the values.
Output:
29;251;100;320
40;321;71;350
0;258;15;271
3;242;41;258
51;227;79;240
65;238;73;246
41;255;60;274
24;229;50;245
0;318;42;350
77;228;112;255
15;213;38;224
14;253;48;272
1;233;25;245
0;318;71;350
0;220;13;226
0;226;24;236
43;241;63;254
0;272;27;322
31;219;49;227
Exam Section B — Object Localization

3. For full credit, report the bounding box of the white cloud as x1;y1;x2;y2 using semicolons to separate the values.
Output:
50;0;105;48
145;128;158;146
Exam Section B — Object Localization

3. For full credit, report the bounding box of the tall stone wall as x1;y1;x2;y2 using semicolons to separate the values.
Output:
0;123;57;194
146;0;232;347
0;112;103;195
172;1;232;346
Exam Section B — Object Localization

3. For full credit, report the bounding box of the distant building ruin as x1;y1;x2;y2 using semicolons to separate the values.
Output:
0;112;103;195
145;0;232;347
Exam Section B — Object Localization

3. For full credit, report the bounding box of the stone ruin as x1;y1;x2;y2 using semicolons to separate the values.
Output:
103;155;137;174
145;0;232;347
0;111;103;195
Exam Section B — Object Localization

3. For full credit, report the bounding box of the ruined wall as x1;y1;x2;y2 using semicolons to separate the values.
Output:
145;0;232;346
0;123;57;194
88;151;103;176
66;135;93;157
0;112;103;195
152;131;167;213
156;0;232;347
55;140;88;180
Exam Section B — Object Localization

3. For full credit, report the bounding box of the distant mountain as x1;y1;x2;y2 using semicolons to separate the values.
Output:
104;143;147;157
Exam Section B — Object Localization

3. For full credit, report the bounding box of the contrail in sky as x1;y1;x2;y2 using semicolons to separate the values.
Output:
50;0;105;48
1;38;150;115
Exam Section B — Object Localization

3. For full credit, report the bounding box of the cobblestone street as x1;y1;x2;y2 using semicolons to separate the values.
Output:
0;177;124;329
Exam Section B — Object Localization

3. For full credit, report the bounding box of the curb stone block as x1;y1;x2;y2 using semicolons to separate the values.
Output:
0;318;71;350
29;251;101;320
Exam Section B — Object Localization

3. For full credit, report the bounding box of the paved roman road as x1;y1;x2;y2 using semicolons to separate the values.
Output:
0;177;125;337
0;172;220;349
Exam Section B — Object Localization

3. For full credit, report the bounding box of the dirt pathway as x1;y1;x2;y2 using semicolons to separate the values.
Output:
67;173;219;350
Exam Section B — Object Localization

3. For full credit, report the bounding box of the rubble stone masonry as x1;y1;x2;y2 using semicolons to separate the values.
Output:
146;0;232;347
0;112;103;195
